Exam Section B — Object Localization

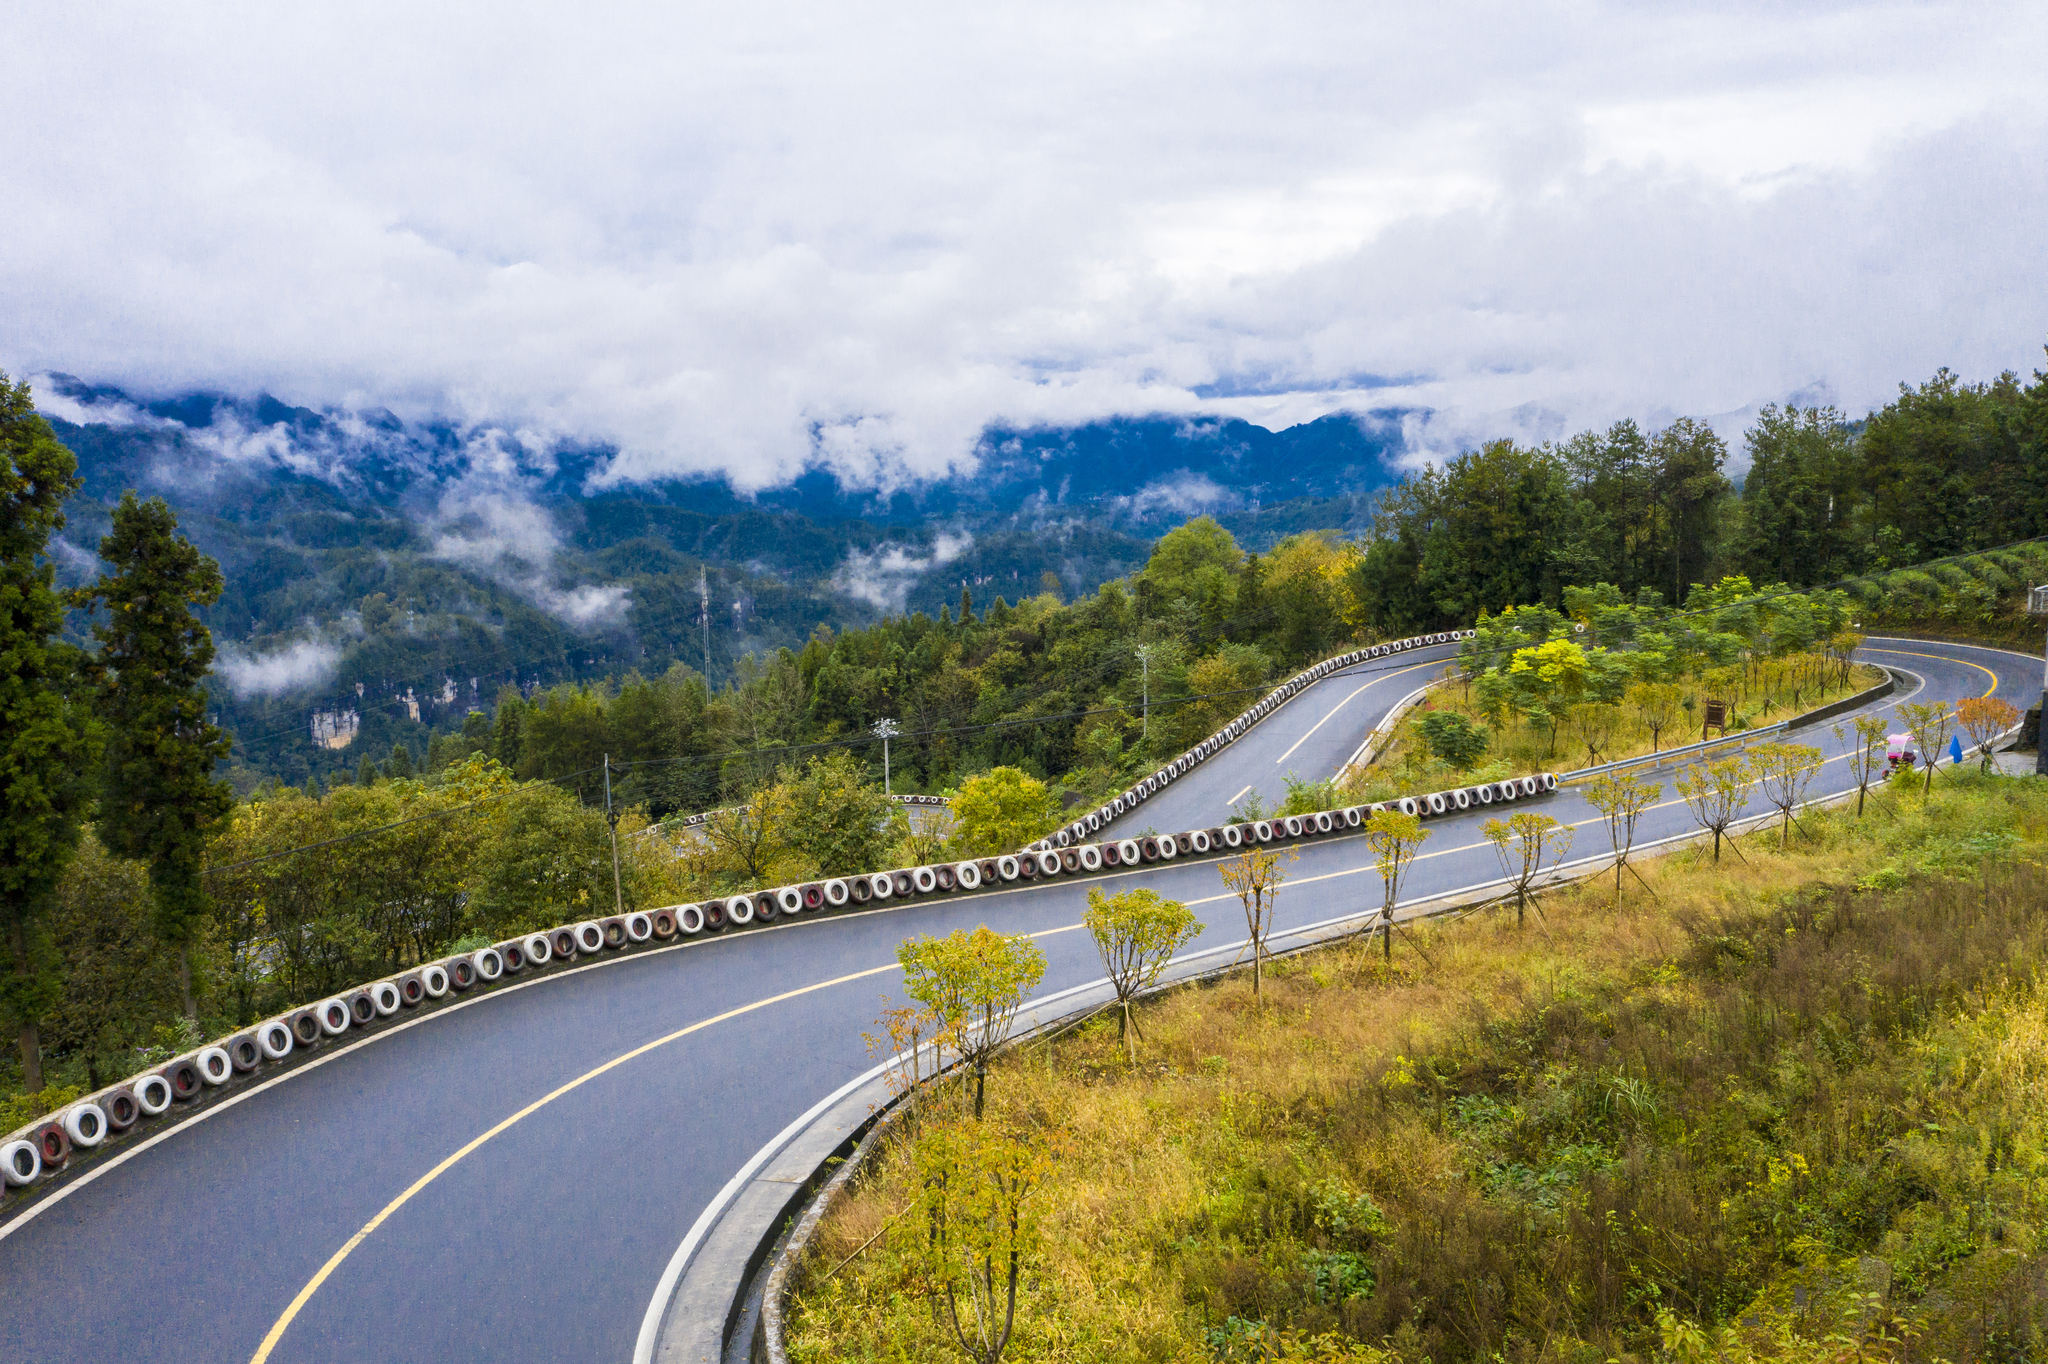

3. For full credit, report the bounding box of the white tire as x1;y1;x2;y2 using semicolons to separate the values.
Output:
823;879;850;906
472;948;504;981
63;1103;108;1149
955;861;982;890
3;1139;41;1187
776;886;803;915
1078;844;1102;871
196;1046;233;1086
370;981;402;1017
1520;776;1540;797
869;873;895;900
1154;837;1177;861
1426;793;1448;815
1542;773;1559;792
912;866;938;893
1116;840;1140;864
995;855;1020;881
524;933;553;964
1397;797;1420;817
258;1020;295;1060
1034;851;1060;876
1190;830;1212;853
133;1073;174;1115
728;896;756;925
626;912;654;941
678;904;707;934
317;997;351;1036
574;921;604;953
1222;824;1244;847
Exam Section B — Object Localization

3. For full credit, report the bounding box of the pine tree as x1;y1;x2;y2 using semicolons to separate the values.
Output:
86;493;233;1021
0;374;100;1090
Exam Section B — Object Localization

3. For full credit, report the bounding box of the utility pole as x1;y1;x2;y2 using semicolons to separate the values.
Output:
603;753;624;917
1135;644;1154;741
872;717;900;796
2030;587;2048;776
698;566;711;680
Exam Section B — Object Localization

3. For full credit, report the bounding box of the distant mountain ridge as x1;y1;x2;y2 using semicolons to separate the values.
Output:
31;373;1409;785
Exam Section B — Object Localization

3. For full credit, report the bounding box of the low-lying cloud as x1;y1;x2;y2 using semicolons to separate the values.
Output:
834;532;974;612
4;6;2046;488
430;474;632;627
216;638;343;698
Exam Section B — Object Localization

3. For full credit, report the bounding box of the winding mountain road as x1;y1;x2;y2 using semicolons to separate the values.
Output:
0;636;2032;1363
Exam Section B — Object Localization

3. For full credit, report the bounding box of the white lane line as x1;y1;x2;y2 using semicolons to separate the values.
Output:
1228;784;1253;805
1275;661;1436;765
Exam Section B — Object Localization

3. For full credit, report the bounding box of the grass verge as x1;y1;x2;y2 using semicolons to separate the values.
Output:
786;767;2048;1363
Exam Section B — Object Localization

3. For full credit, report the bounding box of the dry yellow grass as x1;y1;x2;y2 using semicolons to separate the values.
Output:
787;769;2048;1363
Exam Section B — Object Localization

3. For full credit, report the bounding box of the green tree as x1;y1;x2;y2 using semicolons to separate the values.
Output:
0;373;100;1090
1363;808;1428;962
780;750;893;876
1483;811;1571;930
1084;887;1200;1064
1586;771;1660;906
1219;845;1292;1000
899;926;1047;1119
85;493;234;1021
42;832;180;1089
948;767;1059;857
1415;709;1488;770
466;783;616;937
1730;405;1859;585
906;1118;1047;1364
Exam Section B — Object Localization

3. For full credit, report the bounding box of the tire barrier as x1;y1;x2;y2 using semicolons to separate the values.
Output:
289;1008;324;1047
1028;630;1470;853
0;641;1550;1208
133;1073;173;1114
195;1047;234;1087
227;1033;263;1073
32;1123;70;1168
62;1103;107;1150
3;1140;40;1188
102;1088;141;1133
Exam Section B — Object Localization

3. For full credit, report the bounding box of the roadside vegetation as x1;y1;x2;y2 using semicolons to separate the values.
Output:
787;768;2048;1363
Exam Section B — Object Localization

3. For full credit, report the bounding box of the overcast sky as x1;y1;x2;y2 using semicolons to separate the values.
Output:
6;2;2045;488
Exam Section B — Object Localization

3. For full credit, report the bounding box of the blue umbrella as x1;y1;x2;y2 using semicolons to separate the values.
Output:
1950;733;1966;766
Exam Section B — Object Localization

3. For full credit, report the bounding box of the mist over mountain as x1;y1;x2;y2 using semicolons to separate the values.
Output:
33;374;1405;785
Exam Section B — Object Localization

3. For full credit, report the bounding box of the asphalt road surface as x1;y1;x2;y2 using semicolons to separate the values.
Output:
0;636;2031;1363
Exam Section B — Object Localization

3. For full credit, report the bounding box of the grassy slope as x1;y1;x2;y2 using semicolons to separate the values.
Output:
789;768;2048;1363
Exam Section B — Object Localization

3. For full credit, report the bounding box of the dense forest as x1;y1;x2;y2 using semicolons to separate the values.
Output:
443;358;2048;814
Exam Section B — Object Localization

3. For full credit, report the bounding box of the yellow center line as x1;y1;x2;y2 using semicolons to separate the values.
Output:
250;960;900;1362
253;647;1976;1360
1867;647;2000;698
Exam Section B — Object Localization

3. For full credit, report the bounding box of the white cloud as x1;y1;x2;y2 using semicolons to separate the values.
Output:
834;532;974;612
216;639;343;697
429;472;632;626
3;3;2045;487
